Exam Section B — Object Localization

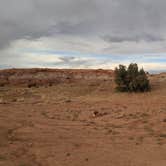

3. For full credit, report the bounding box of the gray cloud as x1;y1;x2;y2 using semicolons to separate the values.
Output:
0;0;166;71
102;33;165;43
0;0;97;49
1;0;166;49
58;56;76;63
52;56;94;68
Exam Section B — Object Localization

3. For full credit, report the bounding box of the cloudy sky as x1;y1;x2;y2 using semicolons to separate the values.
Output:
0;0;166;72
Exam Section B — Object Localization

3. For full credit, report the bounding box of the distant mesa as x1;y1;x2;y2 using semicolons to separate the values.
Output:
0;68;114;87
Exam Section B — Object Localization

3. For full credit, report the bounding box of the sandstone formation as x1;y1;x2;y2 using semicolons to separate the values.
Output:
0;68;114;87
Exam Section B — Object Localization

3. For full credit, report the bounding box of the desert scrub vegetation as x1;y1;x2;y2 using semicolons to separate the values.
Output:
115;63;150;92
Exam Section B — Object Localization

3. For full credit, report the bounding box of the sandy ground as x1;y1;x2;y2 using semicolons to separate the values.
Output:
0;74;166;166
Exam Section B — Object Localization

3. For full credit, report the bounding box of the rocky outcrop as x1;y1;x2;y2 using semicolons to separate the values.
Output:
0;68;114;86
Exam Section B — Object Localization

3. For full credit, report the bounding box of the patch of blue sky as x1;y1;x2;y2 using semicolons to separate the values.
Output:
18;48;166;64
0;64;13;69
19;48;89;57
142;58;166;63
19;48;135;60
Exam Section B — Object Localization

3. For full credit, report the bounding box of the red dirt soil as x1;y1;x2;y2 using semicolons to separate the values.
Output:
0;69;166;166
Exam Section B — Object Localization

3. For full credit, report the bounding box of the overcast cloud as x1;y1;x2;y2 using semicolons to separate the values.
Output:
0;0;166;72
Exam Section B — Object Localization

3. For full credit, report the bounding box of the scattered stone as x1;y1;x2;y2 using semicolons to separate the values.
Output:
9;141;13;144
0;98;7;104
0;98;3;104
16;97;24;102
66;153;71;157
163;119;166;122
92;111;108;118
92;111;99;117
49;115;55;119
159;134;166;138
28;143;33;147
65;99;72;103
28;114;32;117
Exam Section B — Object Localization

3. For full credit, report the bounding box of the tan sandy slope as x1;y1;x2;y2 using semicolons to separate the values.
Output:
0;69;166;166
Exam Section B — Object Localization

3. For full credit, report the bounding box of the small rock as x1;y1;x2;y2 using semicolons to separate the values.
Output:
0;98;3;103
66;153;71;157
28;143;33;147
92;111;99;117
0;98;7;104
48;115;55;119
12;98;17;102
16;97;24;102
9;141;13;144
28;114;32;117
65;99;72;103
92;111;108;118
163;119;166;122
159;134;166;138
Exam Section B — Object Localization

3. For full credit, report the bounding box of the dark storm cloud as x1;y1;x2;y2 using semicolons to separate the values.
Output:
0;0;97;48
102;33;164;43
1;0;166;49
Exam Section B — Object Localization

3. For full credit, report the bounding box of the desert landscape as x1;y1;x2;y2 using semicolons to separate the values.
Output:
0;69;166;166
1;0;166;165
